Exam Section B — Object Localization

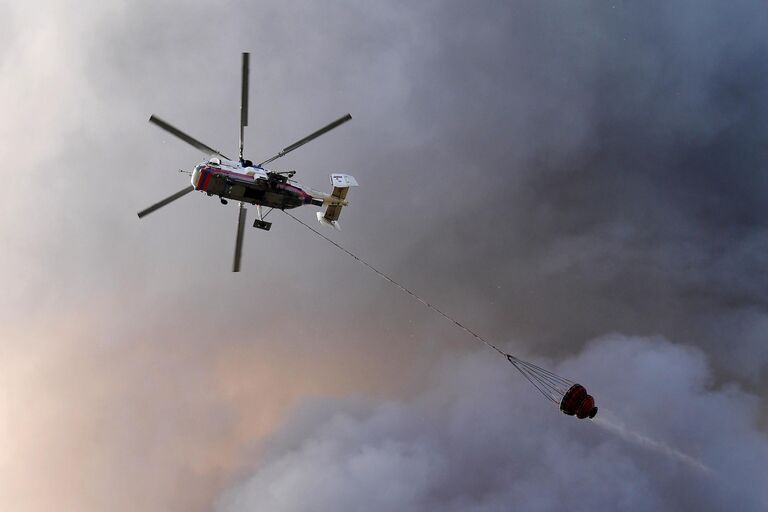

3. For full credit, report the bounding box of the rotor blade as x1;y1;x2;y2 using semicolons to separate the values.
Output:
137;185;195;219
149;115;230;160
239;52;250;162
232;203;247;272
258;113;352;166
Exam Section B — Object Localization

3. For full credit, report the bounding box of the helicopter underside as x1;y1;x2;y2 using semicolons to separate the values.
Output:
195;166;321;210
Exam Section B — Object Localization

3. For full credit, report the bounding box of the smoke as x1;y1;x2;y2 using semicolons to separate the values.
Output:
1;1;767;510
216;335;768;512
0;314;407;512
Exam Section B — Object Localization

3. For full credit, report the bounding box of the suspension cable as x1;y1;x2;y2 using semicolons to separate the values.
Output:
282;210;573;402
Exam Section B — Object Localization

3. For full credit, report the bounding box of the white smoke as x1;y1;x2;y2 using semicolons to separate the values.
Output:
216;335;768;512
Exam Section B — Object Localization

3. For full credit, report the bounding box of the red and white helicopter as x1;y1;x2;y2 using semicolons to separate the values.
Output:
137;52;358;271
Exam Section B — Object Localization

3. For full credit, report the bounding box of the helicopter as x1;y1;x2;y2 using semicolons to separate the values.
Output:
137;52;358;272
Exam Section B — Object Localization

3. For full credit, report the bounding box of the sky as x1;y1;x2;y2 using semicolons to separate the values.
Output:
1;1;767;511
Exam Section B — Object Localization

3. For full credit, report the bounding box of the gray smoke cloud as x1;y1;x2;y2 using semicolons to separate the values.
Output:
216;335;768;512
375;0;768;381
1;0;767;510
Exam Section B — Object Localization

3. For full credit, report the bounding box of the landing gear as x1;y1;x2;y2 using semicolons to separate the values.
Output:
252;204;272;230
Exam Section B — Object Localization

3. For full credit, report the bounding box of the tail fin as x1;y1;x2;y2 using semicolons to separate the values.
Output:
317;174;358;230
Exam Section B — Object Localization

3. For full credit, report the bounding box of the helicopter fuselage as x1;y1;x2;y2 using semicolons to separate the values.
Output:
191;160;323;210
